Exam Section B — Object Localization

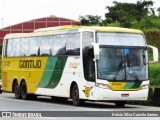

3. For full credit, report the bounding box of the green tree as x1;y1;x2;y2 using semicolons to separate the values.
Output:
135;0;153;22
79;16;90;25
157;7;160;17
105;0;154;25
79;15;101;25
105;1;135;27
118;10;132;28
150;8;155;17
105;1;136;22
87;15;101;25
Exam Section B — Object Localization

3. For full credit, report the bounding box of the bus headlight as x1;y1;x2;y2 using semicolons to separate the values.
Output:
140;84;150;90
96;83;111;89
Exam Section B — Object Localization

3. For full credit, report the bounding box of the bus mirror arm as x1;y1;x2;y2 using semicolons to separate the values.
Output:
147;45;159;63
92;43;100;61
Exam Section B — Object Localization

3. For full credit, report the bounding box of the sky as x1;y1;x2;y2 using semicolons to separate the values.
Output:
0;0;160;29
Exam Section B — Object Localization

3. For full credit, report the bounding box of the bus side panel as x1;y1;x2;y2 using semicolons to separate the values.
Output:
35;56;87;98
2;57;48;94
2;56;88;99
2;58;21;92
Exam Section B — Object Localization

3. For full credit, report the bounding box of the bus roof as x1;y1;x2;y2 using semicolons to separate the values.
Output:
4;25;143;39
34;25;143;34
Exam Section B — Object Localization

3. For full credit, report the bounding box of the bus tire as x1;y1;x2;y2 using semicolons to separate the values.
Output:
14;80;21;99
20;81;28;100
115;101;126;108
71;84;85;106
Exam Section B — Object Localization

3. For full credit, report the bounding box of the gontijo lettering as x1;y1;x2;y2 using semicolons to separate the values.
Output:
19;60;41;68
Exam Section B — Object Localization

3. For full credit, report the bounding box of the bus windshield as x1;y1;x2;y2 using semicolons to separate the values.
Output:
97;47;148;81
97;32;148;81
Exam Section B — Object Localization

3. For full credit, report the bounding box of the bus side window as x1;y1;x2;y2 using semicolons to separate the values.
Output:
82;32;95;82
40;35;53;56
11;38;20;57
52;34;66;56
3;39;7;57
6;39;12;57
28;37;41;56
20;37;29;56
66;33;80;55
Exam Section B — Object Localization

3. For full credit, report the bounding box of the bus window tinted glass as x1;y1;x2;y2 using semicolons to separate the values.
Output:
40;36;53;56
82;32;94;81
52;34;66;55
66;33;80;55
82;32;94;49
28;37;41;56
7;39;12;57
11;39;20;57
20;37;29;56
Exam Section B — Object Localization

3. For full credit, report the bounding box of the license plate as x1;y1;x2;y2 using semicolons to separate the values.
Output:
121;94;129;97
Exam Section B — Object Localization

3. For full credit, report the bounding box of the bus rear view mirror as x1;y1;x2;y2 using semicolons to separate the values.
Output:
147;45;158;63
92;43;100;61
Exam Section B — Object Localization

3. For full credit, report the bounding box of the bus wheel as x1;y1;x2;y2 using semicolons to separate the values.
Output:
71;84;84;106
115;101;126;108
20;81;28;100
14;81;21;99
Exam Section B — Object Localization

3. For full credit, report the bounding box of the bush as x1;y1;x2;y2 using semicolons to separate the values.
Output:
143;29;160;60
149;63;160;87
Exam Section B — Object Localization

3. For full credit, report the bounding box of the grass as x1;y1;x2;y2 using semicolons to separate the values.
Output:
106;17;160;30
107;22;120;27
149;63;160;87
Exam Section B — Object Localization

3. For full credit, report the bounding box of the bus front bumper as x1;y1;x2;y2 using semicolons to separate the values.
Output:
87;87;149;101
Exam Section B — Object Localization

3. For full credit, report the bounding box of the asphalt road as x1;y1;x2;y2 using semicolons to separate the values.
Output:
0;92;160;120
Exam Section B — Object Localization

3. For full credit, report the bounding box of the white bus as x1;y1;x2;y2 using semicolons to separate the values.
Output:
2;26;158;107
